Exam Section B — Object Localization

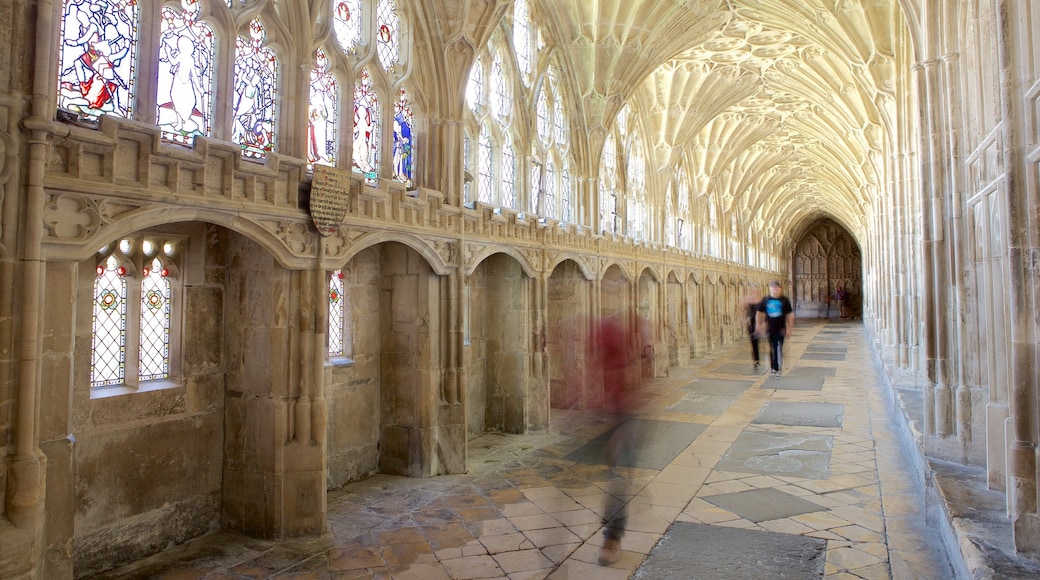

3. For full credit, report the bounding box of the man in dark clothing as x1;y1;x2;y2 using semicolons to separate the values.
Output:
756;280;795;377
744;293;762;370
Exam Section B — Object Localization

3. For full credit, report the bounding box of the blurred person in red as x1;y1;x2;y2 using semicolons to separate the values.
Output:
590;308;649;566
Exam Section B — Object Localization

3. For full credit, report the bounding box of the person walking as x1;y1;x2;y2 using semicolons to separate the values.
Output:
743;292;762;371
756;280;794;377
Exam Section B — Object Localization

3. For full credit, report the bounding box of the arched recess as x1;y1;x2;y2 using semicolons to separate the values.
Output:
687;272;705;359
637;268;664;378
547;259;591;410
792;218;863;319
666;271;688;368
466;252;534;437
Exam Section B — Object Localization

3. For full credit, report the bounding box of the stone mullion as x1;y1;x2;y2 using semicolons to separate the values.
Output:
996;0;1040;555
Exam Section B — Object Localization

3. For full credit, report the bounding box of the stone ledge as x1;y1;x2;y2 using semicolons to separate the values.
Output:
882;366;1040;579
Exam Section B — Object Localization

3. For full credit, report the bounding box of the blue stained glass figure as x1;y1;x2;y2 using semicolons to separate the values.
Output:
157;0;214;145
58;0;139;119
308;47;338;167
233;18;278;159
393;88;414;187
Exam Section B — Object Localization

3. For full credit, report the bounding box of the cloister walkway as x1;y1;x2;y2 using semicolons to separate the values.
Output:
99;320;964;579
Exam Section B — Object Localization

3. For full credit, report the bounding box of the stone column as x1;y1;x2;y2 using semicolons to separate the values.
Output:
996;0;1040;556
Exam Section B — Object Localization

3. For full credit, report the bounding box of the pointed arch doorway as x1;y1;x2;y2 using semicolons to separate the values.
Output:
792;219;862;320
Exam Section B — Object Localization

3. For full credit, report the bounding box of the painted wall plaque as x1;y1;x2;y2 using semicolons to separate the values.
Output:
310;164;351;236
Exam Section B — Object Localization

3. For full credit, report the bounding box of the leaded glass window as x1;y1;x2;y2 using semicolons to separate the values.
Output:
543;159;556;219
334;0;362;55
233;18;278;159
376;0;401;73
329;270;345;357
513;0;533;84
157;0;214;145
465;58;484;111
393;87;414;187
491;51;509;121
600;133;619;233
308;47;339;168
91;255;127;387
478;125;493;204
626;132;647;240
139;258;171;381
536;87;550;143
58;0;139;119
561;161;573;223
352;68;380;182
463;131;473;204
501;142;516;209
530;159;540;214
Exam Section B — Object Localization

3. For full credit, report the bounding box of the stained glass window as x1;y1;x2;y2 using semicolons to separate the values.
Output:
58;0;139;119
513;0;533;84
233;18;278;159
329;270;345;356
157;0;214;145
393;87;414;187
478;125;493;204
352;68;380;181
91;255;127;387
376;0;400;72
334;0;362;54
501;141;516;209
139;258;171;381
308;47;339;168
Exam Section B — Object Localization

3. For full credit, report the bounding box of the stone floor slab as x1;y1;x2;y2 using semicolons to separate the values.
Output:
753;401;845;428
634;522;827;579
703;487;826;522
802;352;847;361
760;376;826;391
717;430;834;479
683;378;756;396
563;419;708;470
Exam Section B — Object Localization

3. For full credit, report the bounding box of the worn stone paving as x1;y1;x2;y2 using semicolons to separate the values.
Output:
96;320;956;579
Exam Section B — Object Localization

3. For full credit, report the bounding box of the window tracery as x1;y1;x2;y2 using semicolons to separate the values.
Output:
334;0;362;55
376;0;401;73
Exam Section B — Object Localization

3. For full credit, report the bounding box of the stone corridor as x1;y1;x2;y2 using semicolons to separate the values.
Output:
93;320;982;579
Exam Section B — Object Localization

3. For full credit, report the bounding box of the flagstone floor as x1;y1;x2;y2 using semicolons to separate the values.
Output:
97;320;956;579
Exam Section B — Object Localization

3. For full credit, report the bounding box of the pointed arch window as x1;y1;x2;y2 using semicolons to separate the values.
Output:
157;0;214;145
626;132;648;240
308;47;339;168
463;130;474;204
352;68;381;182
91;255;128;387
139;257;172;381
376;0;401;72
57;0;139;119
334;0;363;55
233;18;278;159
393;87;414;187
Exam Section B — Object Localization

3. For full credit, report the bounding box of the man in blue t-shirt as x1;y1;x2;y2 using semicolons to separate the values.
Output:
756;280;795;377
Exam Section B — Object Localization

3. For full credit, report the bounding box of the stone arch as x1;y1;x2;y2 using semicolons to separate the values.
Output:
547;259;592;410
792;218;862;319
466;251;536;437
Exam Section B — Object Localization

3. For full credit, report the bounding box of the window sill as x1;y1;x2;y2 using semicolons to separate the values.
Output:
90;379;181;400
327;357;355;368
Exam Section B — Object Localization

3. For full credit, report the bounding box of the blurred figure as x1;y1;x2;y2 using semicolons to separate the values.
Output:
590;309;649;566
743;292;762;371
756;280;795;377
